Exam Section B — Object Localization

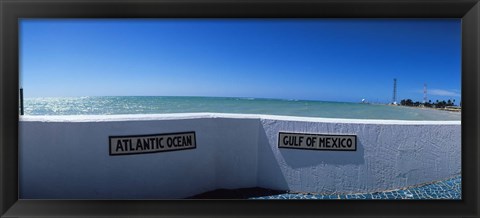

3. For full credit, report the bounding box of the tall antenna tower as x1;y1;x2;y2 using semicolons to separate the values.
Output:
423;83;428;104
392;78;397;104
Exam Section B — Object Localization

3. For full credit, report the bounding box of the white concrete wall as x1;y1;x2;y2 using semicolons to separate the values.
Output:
256;118;461;194
19;113;461;199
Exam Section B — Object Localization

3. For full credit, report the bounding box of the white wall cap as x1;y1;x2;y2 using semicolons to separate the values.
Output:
20;113;461;125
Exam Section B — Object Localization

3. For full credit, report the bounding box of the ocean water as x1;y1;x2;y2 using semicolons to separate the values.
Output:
23;96;461;121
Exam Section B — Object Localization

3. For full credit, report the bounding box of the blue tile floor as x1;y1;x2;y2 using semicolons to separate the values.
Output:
251;175;461;200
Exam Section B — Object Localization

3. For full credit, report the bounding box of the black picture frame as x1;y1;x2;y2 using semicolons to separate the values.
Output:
1;0;478;217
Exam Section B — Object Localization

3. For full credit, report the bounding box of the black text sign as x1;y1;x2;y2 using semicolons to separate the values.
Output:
278;132;356;151
109;131;196;156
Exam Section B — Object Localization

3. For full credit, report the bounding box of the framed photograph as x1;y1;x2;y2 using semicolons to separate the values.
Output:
1;0;479;217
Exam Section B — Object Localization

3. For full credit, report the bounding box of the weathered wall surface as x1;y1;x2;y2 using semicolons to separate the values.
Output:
256;118;461;194
19;113;461;199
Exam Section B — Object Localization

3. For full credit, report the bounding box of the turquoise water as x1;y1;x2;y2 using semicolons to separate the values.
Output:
251;175;461;200
23;96;461;120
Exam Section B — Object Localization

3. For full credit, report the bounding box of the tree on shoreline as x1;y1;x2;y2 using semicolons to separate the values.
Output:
400;98;456;108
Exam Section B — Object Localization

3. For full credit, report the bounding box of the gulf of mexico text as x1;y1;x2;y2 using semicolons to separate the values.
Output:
278;132;356;151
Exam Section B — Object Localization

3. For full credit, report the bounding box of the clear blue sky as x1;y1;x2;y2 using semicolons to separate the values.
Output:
20;19;461;103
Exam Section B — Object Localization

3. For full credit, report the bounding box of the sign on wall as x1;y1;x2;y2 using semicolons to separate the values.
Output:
109;131;196;156
278;132;356;151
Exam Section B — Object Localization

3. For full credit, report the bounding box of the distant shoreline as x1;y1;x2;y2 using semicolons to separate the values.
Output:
393;104;461;113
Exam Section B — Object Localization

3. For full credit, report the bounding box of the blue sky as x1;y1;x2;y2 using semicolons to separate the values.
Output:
20;19;461;103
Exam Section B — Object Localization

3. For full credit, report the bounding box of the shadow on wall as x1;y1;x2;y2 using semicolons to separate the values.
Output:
255;120;366;193
256;123;289;191
279;141;365;168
